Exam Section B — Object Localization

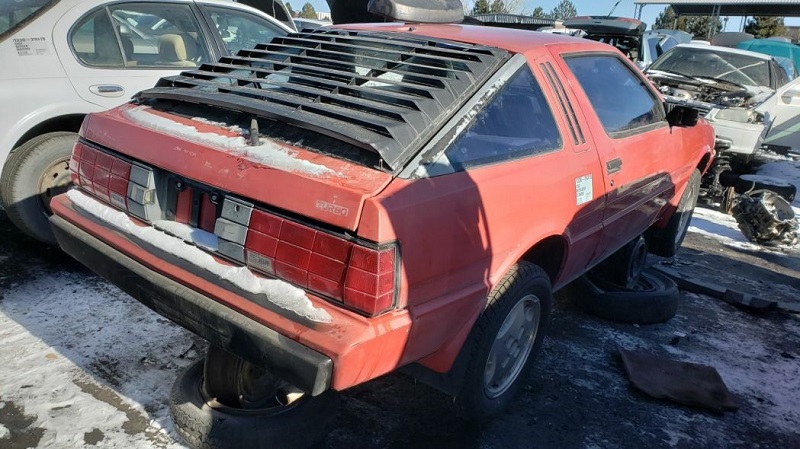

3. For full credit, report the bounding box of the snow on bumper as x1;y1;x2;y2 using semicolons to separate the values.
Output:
49;193;413;392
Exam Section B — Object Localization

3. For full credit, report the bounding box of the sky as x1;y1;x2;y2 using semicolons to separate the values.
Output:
291;0;800;31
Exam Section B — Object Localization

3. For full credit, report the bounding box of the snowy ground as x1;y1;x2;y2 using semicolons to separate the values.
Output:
0;158;798;448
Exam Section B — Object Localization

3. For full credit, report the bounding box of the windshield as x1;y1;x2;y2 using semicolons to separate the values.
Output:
0;0;57;41
649;46;771;88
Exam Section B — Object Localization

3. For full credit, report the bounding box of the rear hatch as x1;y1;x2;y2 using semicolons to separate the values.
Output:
71;28;509;313
112;28;508;227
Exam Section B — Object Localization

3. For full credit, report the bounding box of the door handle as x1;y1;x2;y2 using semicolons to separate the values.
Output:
606;157;622;174
89;84;125;97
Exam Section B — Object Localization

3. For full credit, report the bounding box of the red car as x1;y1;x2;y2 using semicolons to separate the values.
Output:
49;6;714;448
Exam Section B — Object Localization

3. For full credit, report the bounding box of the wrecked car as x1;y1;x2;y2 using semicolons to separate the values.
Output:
563;16;647;65
646;43;800;198
48;1;714;447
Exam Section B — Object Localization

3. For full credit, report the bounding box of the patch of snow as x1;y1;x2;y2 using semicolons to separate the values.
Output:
124;106;337;177
0;423;8;439
66;189;332;323
153;220;218;252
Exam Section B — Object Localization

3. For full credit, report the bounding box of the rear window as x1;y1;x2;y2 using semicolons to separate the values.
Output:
0;0;58;41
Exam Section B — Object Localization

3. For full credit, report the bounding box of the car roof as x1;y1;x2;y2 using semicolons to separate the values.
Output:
675;43;774;60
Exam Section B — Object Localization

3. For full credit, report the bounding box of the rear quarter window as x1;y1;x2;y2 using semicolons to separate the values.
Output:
564;54;663;136
445;65;562;170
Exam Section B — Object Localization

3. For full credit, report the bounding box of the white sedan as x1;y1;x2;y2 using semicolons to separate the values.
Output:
0;0;294;244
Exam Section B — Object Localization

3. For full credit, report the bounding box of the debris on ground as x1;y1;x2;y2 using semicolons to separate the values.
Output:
618;346;738;414
731;190;798;246
653;265;800;315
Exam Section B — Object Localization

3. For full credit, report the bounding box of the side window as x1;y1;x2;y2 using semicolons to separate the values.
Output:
71;9;124;67
565;54;662;135
107;3;210;67
444;66;562;170
201;6;285;55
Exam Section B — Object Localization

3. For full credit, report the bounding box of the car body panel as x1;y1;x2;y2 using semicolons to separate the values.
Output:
759;76;800;151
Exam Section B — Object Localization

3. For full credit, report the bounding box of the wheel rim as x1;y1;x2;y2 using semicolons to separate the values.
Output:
37;158;71;215
483;295;541;399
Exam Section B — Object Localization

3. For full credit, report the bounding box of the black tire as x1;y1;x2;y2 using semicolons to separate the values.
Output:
578;269;680;324
590;235;647;289
735;174;797;202
454;262;552;421
170;358;338;449
648;169;700;257
1;132;77;244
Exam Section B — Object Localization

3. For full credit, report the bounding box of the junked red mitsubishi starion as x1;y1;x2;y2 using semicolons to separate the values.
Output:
49;8;714;449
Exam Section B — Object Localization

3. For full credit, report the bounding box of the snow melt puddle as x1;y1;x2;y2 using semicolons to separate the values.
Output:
67;189;332;323
124;105;337;177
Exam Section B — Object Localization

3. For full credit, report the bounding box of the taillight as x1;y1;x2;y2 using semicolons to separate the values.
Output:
230;201;398;316
69;141;156;221
68;141;399;317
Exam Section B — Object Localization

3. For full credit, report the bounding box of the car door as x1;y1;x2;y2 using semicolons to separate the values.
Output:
759;76;800;153
52;1;214;111
555;51;681;260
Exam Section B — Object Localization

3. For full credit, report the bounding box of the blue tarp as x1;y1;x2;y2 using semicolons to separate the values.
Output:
736;39;800;75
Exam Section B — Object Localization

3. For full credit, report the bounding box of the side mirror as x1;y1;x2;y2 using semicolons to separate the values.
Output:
666;104;699;127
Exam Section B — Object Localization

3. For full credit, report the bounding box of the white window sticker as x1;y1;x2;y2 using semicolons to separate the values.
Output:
14;37;49;56
576;174;593;205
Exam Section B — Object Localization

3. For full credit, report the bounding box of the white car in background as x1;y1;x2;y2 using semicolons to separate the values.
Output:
0;0;293;244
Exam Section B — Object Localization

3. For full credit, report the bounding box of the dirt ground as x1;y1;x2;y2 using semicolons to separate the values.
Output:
0;205;798;449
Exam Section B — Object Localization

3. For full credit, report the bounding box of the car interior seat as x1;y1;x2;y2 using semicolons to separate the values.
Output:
158;34;199;66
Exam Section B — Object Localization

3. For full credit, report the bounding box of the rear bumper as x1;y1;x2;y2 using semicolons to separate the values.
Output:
50;212;334;395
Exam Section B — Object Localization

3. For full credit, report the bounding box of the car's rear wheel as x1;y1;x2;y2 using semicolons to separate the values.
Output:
648;169;700;257
590;234;648;289
1;132;76;244
454;262;551;421
169;347;338;449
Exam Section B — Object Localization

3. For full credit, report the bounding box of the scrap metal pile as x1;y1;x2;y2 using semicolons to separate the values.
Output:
731;190;798;246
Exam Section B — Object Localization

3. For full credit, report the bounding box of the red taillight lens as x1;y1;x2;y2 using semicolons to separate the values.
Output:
69;141;153;220
242;207;397;316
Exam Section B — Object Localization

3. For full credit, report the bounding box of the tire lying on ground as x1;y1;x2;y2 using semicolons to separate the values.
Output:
576;269;680;325
735;174;797;202
170;357;338;449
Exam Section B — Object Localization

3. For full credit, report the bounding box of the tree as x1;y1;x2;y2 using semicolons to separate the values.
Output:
299;2;317;19
490;0;506;13
650;6;721;39
472;0;490;15
745;16;786;38
652;6;678;30
531;6;546;18
285;2;294;17
549;0;577;21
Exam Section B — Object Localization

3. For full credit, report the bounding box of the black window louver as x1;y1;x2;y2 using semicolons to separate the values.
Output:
137;29;511;171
